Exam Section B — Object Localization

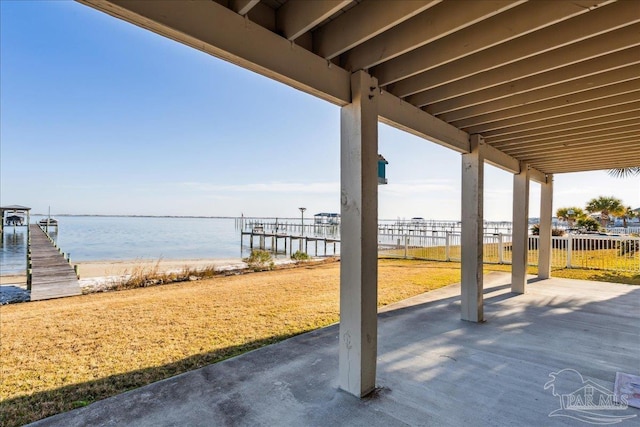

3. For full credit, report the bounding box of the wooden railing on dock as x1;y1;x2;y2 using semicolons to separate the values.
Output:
28;224;81;301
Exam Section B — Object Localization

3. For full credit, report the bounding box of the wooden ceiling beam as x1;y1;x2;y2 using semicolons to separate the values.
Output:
452;79;640;129
230;0;260;16
397;17;640;100
313;0;440;59
482;103;640;139
502;132;640;157
485;110;640;143
464;92;640;135
374;0;619;88
277;0;353;41
528;153;640;174
491;120;640;148
432;63;639;120
341;0;522;71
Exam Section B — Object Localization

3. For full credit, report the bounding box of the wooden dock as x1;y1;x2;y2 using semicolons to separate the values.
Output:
28;224;81;301
241;230;339;257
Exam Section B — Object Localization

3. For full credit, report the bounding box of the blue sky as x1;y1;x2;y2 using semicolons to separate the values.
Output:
1;1;638;220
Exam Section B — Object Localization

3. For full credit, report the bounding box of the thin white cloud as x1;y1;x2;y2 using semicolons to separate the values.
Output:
178;181;340;194
381;179;456;195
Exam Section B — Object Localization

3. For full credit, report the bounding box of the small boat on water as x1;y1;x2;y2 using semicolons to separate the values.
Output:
39;207;58;228
6;215;25;226
39;217;58;226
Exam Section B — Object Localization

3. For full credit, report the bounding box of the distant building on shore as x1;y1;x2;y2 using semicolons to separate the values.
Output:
314;213;340;225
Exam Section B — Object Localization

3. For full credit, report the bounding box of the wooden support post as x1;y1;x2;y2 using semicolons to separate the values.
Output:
339;71;379;397
512;163;530;294
538;175;553;279
461;135;484;322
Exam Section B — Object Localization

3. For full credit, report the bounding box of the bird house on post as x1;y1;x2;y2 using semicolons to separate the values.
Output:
378;155;388;185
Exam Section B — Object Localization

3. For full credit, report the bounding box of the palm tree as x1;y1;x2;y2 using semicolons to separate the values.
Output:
607;167;640;178
585;196;626;228
621;206;638;228
555;207;585;227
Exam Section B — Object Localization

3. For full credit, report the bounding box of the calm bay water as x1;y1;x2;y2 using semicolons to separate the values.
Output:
0;216;244;275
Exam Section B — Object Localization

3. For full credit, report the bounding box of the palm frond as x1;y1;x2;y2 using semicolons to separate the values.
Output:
607;167;640;178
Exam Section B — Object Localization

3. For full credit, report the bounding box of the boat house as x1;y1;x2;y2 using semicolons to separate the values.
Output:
0;205;31;234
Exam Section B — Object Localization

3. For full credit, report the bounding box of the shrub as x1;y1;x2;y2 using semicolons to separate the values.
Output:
531;224;565;236
576;217;601;232
291;250;311;261
243;249;274;271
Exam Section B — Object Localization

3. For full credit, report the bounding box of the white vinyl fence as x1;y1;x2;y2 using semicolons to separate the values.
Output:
379;233;640;272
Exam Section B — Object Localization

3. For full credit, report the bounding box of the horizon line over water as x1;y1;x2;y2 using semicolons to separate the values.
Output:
0;216;247;276
31;213;490;222
1;215;523;276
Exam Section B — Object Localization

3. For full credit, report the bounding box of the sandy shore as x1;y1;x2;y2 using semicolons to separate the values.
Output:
1;257;330;300
74;258;247;278
0;275;26;285
0;258;246;285
0;258;248;303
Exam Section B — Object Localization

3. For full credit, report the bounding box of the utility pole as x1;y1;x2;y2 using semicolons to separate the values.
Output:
299;207;306;236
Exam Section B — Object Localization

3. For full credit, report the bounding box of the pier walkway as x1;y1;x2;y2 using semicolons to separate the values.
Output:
28;224;81;301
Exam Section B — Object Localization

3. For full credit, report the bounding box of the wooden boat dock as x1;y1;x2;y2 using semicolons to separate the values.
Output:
241;230;339;257
28;224;81;301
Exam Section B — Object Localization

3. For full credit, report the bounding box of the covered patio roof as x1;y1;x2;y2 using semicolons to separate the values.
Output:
75;0;639;402
79;0;640;175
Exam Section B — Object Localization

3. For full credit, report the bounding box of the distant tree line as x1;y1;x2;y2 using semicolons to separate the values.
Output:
532;195;639;236
555;196;638;233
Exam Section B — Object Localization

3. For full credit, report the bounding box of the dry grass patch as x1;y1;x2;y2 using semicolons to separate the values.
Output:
3;258;635;426
0;259;461;426
551;268;640;286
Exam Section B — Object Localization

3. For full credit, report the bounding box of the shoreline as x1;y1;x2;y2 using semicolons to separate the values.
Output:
0;258;246;284
0;257;280;304
0;258;248;288
0;256;339;293
74;258;248;278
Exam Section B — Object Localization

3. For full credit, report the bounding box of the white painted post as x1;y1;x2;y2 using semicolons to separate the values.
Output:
339;70;379;397
404;235;408;258
445;231;451;261
538;174;553;279
512;164;530;294
498;233;504;264
566;235;573;268
461;135;484;322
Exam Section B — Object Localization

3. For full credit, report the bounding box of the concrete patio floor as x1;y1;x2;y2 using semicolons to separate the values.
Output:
31;272;639;426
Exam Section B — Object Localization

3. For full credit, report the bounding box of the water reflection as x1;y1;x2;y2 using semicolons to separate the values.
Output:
1;228;27;275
